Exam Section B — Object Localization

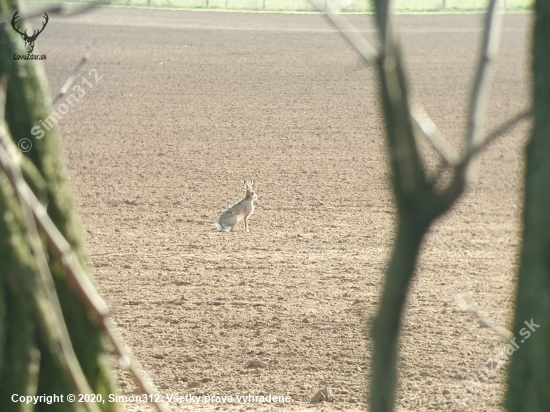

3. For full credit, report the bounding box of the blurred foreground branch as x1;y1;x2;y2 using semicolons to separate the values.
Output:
308;0;532;411
0;0;166;410
0;74;167;412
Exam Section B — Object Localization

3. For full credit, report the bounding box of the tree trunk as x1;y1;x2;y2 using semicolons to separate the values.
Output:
506;0;550;410
0;1;119;410
370;219;429;411
368;2;466;410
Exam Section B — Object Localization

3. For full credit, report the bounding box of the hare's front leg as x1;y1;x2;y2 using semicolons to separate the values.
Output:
244;215;249;232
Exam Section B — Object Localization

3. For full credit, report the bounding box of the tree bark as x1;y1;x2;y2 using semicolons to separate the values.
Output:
0;1;119;410
506;0;550;410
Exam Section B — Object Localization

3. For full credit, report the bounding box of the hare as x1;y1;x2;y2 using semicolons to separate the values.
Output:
215;181;257;232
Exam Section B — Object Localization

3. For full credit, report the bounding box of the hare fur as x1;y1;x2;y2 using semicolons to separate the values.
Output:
215;181;257;232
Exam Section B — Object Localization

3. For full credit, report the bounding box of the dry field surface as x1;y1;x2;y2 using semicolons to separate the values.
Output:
36;7;531;411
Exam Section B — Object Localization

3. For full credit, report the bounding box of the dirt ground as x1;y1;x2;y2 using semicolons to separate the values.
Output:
35;7;532;411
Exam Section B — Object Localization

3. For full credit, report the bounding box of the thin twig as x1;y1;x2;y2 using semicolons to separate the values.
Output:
455;293;512;342
461;108;532;165
434;109;532;191
53;47;90;105
0;82;168;412
465;0;504;152
309;0;378;64
411;104;457;165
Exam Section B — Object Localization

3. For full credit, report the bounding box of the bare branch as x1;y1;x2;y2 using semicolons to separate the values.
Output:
0;3;102;27
101;317;169;409
462;108;532;165
0;151;104;412
466;0;504;152
432;0;506;212
455;293;513;342
431;110;530;213
411;104;458;165
0;134;170;412
309;0;459;171
53;47;90;105
308;0;378;64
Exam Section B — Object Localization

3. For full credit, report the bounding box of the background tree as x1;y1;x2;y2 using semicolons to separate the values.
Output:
312;0;531;410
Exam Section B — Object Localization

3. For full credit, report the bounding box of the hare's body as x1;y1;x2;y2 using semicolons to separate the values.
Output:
215;181;257;232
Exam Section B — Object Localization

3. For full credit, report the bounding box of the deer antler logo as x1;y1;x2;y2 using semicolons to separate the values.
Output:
11;11;49;54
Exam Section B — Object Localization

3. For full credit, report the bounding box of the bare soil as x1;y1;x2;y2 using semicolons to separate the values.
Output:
37;7;532;411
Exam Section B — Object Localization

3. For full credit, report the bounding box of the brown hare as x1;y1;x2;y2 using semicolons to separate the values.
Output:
215;181;257;232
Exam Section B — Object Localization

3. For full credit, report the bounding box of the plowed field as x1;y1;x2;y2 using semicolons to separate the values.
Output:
38;8;531;411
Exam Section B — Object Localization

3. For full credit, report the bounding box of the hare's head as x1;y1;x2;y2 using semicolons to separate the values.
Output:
244;180;257;201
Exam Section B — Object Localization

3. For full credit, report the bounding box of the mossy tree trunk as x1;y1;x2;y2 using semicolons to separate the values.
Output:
0;1;119;410
506;0;550;410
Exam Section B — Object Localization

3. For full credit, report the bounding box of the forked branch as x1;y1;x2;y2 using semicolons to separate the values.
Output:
308;0;459;166
309;0;522;177
308;1;514;412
